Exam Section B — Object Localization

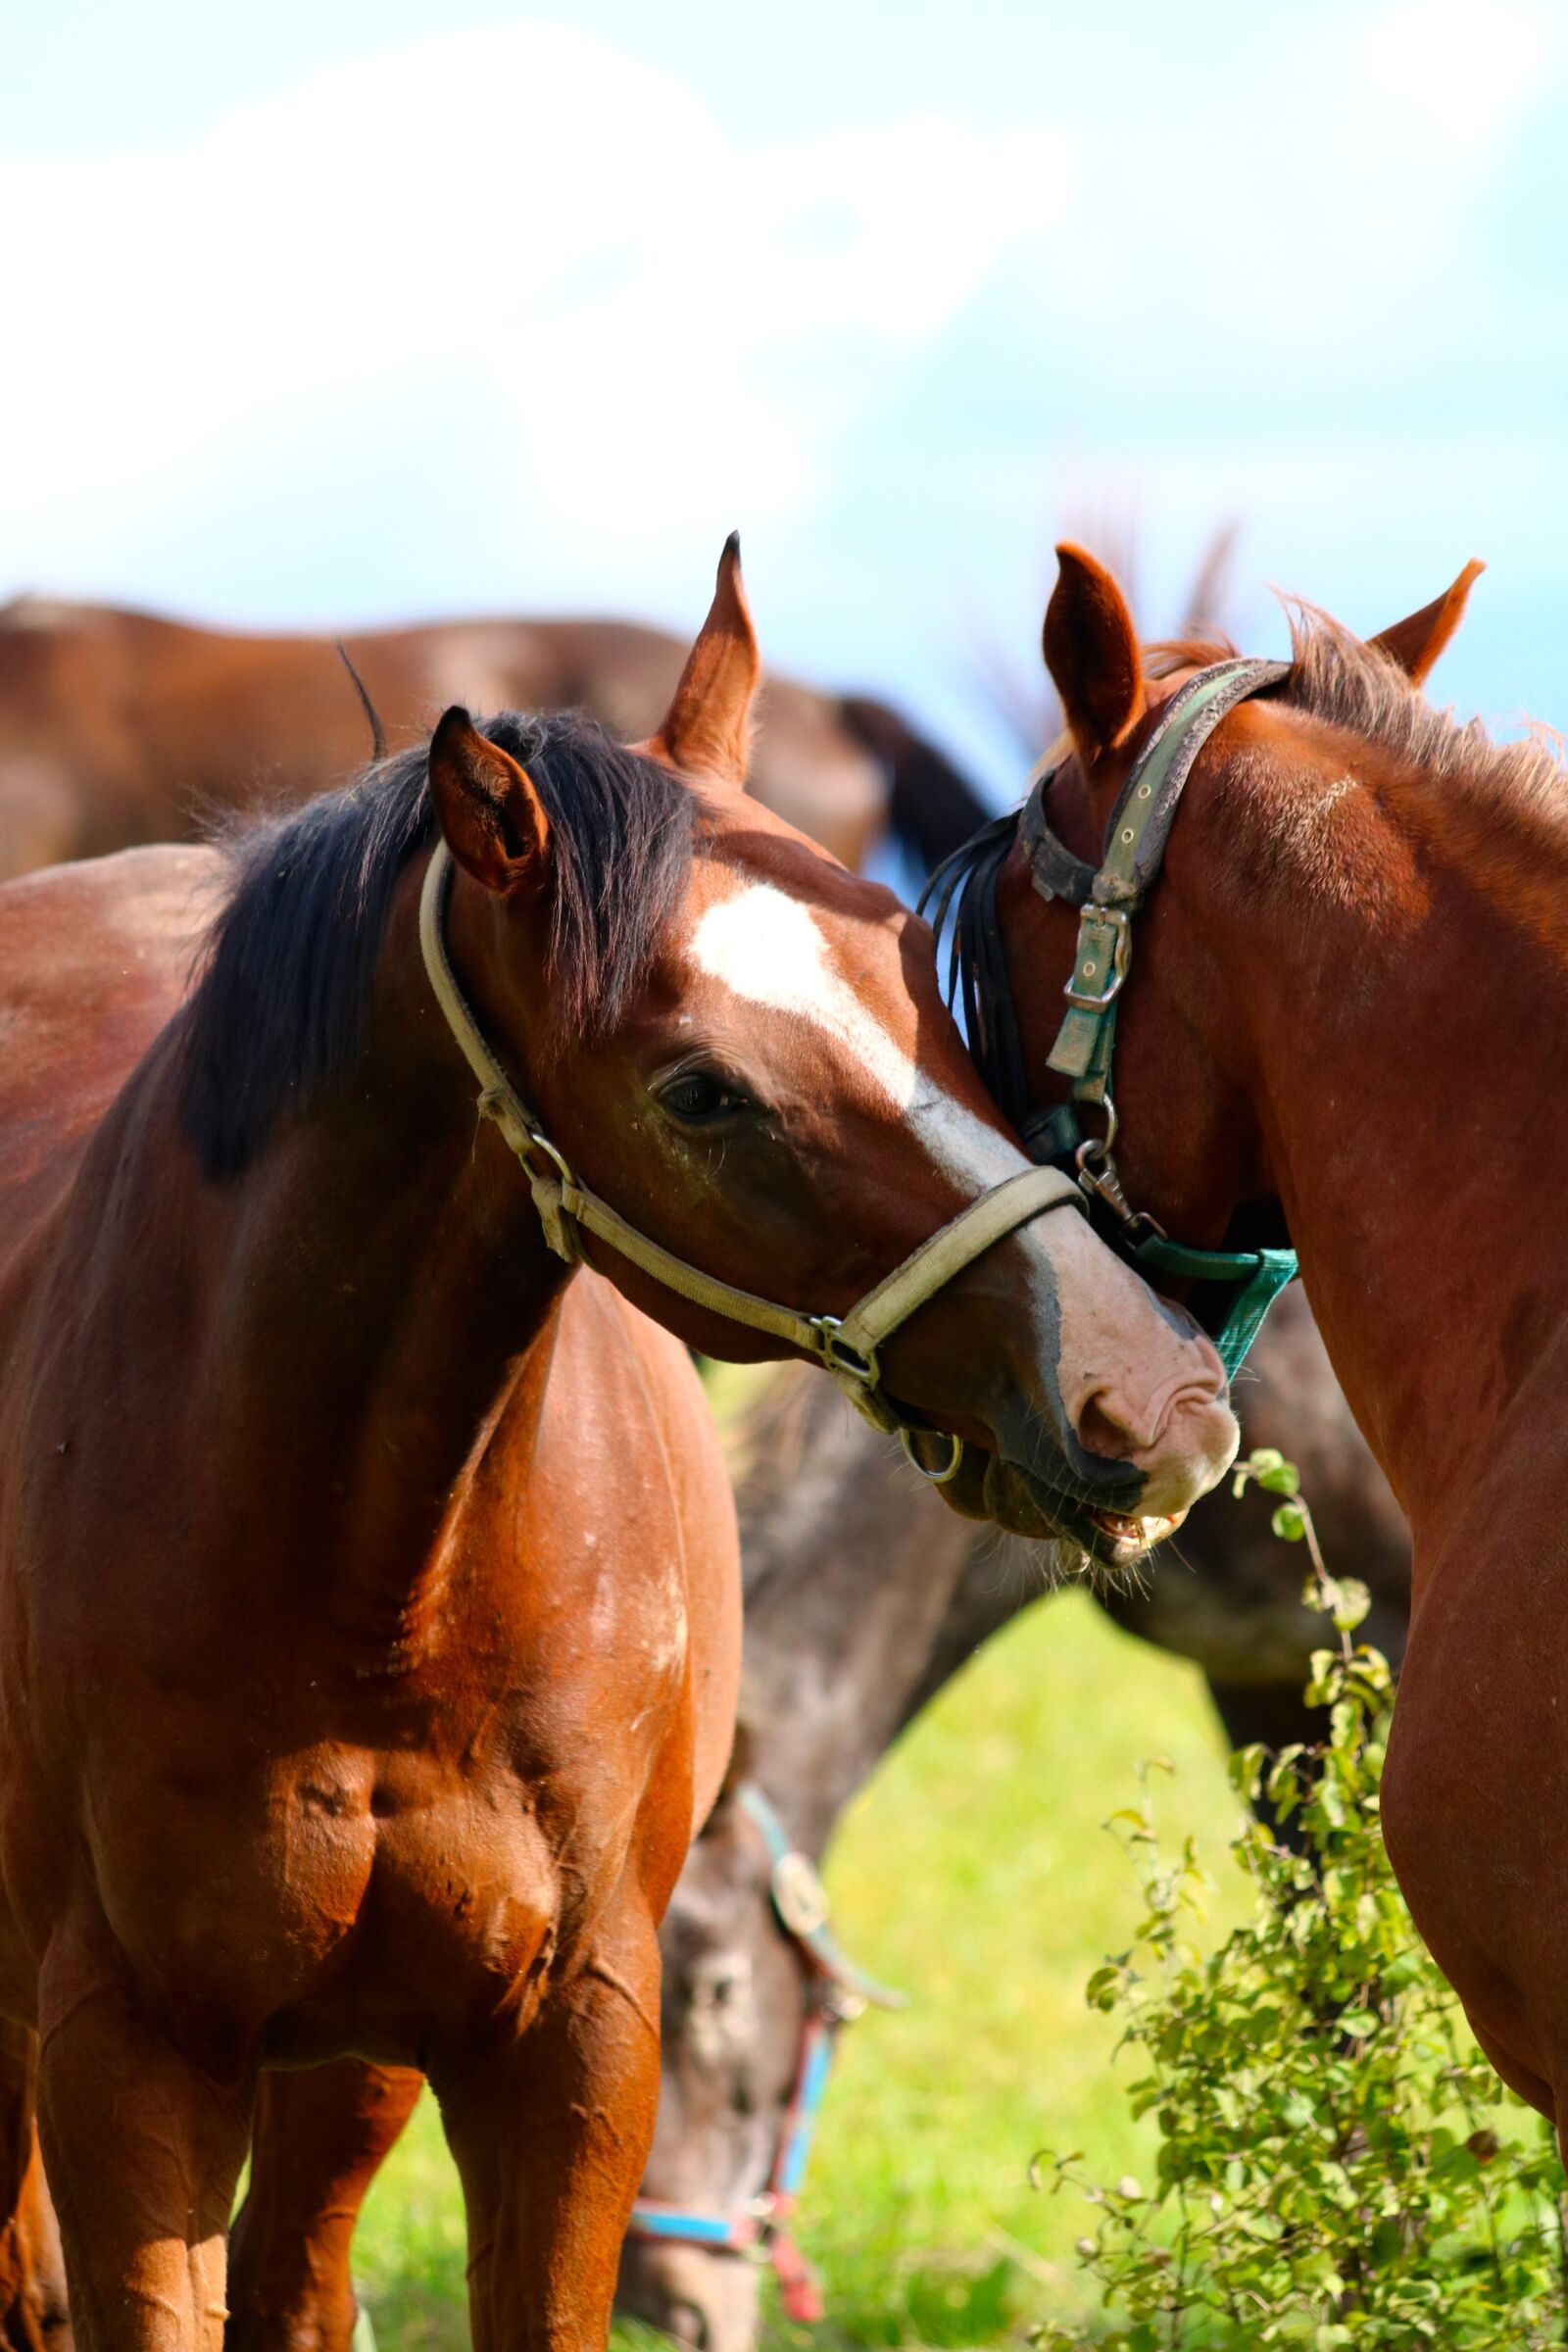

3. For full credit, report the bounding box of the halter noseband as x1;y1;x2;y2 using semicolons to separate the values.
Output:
925;658;1298;1380
418;840;1086;1479
625;1781;902;2324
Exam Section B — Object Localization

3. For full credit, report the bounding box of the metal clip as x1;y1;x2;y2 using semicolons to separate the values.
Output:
1074;1109;1168;1249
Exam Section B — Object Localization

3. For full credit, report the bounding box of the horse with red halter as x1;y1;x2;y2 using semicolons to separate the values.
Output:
0;538;1235;2352
0;596;986;884
922;543;1568;2156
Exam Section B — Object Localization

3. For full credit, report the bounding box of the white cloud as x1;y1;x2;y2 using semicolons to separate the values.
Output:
1351;0;1551;163
0;24;1073;622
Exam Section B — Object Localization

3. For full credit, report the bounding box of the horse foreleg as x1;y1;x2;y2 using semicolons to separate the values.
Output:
33;1926;253;2352
0;2023;69;2351
225;2062;423;2352
433;1894;664;2352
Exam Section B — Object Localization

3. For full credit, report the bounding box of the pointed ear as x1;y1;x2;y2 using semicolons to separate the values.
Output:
1369;560;1485;685
427;708;550;896
1042;542;1147;764
640;532;760;790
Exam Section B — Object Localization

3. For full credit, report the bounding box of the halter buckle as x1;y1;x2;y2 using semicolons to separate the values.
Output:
1062;901;1133;1012
809;1317;880;1390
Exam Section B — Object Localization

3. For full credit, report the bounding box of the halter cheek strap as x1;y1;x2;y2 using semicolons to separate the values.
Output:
925;658;1298;1383
418;842;1082;1454
1024;659;1298;1380
625;1782;901;2322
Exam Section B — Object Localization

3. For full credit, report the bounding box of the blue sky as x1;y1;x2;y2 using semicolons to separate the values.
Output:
3;0;1562;798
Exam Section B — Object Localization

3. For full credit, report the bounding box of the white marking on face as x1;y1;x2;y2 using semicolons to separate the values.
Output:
688;883;1221;1471
690;884;1024;1192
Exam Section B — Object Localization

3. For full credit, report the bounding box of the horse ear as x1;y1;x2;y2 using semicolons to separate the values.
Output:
640;533;760;791
1368;560;1485;685
427;708;551;896
1043;542;1147;764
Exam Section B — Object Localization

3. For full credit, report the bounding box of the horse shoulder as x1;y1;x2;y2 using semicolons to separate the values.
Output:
558;1277;741;1847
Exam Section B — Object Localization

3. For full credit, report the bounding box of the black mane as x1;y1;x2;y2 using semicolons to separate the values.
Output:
182;710;696;1179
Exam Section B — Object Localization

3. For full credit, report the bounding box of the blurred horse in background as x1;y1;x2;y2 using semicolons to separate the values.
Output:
0;597;987;883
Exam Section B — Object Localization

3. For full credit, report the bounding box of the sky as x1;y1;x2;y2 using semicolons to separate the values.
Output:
3;0;1563;798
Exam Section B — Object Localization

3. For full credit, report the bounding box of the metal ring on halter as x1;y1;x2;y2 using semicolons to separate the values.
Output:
1073;1093;1119;1167
900;1426;964;1485
522;1126;576;1189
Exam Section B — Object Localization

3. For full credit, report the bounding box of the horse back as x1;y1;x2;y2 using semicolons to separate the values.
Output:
0;845;217;1235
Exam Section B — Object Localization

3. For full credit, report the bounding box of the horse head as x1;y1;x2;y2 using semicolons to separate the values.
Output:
426;536;1239;1554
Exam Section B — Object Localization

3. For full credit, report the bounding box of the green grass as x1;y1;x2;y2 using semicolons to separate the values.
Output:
348;1588;1251;2350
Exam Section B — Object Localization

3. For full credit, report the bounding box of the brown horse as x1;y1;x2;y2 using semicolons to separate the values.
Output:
918;543;1568;2149
0;597;986;884
0;541;1236;2351
223;1290;1410;2352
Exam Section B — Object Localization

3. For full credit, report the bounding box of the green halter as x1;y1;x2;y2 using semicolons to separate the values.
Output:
1021;658;1298;1380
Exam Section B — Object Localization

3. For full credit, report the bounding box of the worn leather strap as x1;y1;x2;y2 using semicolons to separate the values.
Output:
419;842;1082;1428
1046;660;1288;1093
833;1164;1078;1376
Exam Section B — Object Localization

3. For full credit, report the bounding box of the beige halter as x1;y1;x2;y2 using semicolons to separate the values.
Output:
419;841;1080;1471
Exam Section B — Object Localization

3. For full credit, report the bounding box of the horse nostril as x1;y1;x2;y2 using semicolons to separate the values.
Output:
666;2299;711;2350
1076;1392;1150;1460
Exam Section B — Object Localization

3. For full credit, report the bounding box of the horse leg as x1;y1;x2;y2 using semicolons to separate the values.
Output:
33;1928;253;2352
226;2062;423;2352
433;1893;663;2352
0;2024;70;2351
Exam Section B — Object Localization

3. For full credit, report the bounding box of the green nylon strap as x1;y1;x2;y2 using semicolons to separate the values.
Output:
1132;1236;1298;1381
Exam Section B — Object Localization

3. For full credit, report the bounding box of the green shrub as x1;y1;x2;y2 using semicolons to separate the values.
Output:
1036;1452;1565;2350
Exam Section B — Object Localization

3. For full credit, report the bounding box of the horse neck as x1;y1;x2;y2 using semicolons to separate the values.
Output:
735;1375;1017;1855
1199;743;1568;1538
188;869;571;1618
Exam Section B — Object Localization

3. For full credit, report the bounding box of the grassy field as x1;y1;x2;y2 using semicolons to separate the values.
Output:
348;1584;1254;2350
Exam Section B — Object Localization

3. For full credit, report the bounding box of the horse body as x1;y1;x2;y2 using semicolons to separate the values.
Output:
229;1284;1410;2352
0;839;741;2347
982;548;1568;2139
0;599;984;882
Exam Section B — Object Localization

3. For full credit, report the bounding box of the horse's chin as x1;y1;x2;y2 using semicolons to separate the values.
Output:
930;1446;1184;1570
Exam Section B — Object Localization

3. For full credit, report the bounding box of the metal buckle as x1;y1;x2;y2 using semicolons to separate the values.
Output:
810;1316;879;1389
772;1850;831;1939
1062;902;1132;1012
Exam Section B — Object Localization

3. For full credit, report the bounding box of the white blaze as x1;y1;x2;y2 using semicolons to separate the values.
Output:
686;881;1222;1485
689;884;1026;1192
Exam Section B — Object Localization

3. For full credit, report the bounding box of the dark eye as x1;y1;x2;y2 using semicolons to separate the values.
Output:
658;1070;746;1127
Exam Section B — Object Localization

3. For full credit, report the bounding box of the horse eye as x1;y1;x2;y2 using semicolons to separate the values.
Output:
659;1070;745;1126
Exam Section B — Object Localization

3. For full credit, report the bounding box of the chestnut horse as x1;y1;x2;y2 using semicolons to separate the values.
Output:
225;1285;1409;2352
0;541;1236;2352
0;598;986;884
915;544;1568;2160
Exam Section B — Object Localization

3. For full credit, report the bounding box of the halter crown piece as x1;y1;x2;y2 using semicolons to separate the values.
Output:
925;658;1298;1380
418;840;1084;1480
